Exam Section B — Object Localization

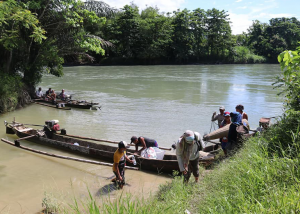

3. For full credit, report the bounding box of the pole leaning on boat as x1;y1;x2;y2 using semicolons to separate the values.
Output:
1;138;139;170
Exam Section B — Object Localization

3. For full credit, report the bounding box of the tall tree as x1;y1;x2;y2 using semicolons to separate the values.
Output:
172;9;192;63
0;0;105;86
206;8;232;59
190;8;207;61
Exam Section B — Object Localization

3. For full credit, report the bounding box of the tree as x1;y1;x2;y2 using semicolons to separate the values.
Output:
0;0;106;86
190;8;207;61
276;45;300;112
172;9;193;63
206;8;232;59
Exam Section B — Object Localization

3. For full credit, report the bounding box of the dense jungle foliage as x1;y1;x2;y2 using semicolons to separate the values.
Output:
1;0;300;112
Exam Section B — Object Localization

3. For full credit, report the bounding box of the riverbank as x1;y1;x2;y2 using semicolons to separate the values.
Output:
53;113;299;213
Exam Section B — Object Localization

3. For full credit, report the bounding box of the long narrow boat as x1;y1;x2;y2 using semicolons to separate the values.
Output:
34;99;99;110
35;102;72;110
5;121;215;173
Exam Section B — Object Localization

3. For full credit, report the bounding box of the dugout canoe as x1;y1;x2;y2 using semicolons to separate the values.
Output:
35;102;71;110
34;99;99;110
204;119;250;141
5;122;215;173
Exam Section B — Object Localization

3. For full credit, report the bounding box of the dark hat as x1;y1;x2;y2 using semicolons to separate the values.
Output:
131;136;138;143
118;141;129;149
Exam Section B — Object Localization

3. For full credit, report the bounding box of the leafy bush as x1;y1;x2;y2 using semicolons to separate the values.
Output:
0;74;23;113
233;46;266;63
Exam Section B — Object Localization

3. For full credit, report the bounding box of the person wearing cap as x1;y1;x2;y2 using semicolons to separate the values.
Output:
131;136;158;154
235;104;248;120
112;141;133;189
219;111;231;156
36;87;43;98
212;106;226;127
176;130;205;183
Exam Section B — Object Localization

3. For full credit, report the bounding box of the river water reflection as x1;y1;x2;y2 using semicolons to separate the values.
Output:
0;64;283;212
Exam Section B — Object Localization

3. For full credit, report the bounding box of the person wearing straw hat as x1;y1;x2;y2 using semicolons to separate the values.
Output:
212;106;226;127
112;141;133;189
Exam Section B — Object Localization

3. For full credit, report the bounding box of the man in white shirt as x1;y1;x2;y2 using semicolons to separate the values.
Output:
36;87;43;98
211;106;225;127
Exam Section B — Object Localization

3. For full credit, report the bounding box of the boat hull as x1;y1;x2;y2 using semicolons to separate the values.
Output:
13;128;180;173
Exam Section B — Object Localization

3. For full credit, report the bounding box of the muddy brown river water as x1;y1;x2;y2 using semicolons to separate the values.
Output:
0;64;283;212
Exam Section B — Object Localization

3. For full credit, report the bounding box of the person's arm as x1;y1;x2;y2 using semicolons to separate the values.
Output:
125;155;133;163
114;163;122;181
211;112;218;121
140;137;147;151
135;144;138;152
244;113;248;121
138;137;147;152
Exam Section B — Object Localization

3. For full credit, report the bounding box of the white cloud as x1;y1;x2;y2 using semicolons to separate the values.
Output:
236;0;243;2
237;6;247;9
228;12;253;34
101;0;185;13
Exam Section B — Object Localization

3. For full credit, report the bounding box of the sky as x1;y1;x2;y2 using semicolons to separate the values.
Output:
100;0;299;34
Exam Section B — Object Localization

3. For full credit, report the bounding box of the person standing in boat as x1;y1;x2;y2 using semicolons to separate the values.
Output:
36;87;43;98
219;111;231;156
235;104;248;120
212;106;225;127
176;130;204;183
112;141;133;189
131;136;158;154
226;112;242;154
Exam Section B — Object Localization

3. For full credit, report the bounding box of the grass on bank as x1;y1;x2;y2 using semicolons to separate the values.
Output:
43;115;300;213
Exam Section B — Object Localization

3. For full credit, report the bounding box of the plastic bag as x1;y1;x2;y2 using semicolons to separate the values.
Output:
141;147;157;159
153;147;165;160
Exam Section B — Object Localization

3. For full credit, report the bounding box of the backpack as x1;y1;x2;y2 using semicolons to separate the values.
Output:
194;134;203;151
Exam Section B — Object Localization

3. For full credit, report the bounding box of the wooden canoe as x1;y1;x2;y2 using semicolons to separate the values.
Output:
35;102;71;110
204;119;250;141
34;99;99;109
5;122;215;174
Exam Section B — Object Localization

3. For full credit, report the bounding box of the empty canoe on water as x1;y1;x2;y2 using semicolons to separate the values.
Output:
5;121;216;174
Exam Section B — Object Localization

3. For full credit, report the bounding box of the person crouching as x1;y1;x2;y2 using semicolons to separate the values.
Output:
112;141;133;189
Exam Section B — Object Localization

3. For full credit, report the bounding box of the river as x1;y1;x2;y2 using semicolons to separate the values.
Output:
0;64;283;212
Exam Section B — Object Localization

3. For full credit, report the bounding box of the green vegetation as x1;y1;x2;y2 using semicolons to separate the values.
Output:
233;46;266;63
0;0;107;112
